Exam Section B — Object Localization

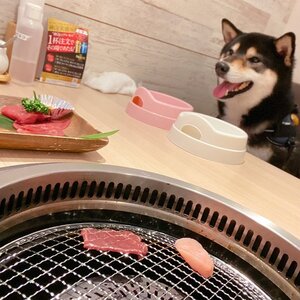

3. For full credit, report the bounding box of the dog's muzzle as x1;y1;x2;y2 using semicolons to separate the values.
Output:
213;61;253;99
215;62;229;77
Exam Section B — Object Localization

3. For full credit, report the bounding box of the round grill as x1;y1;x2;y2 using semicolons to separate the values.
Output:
0;223;270;300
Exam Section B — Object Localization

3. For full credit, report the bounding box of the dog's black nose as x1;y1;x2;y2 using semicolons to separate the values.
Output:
215;62;229;76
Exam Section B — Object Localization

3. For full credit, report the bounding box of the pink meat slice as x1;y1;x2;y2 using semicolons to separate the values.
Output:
13;118;72;136
213;81;241;98
175;237;214;278
1;104;51;124
81;228;148;258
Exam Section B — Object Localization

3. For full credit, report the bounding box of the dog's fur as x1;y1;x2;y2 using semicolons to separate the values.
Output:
214;19;300;178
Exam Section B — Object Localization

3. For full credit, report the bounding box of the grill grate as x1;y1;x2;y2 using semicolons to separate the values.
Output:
0;223;270;300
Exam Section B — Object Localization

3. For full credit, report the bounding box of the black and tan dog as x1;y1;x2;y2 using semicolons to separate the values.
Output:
214;19;300;178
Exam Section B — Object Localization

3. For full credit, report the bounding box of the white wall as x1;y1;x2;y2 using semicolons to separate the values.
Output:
285;0;300;83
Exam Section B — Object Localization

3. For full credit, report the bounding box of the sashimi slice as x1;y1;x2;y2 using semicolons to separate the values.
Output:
213;81;241;98
175;237;214;278
1;104;51;124
13;118;72;136
15;128;65;136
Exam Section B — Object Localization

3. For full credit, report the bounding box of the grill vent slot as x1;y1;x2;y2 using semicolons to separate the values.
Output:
26;188;33;206
200;207;210;223
243;230;254;246
140;188;149;203
183;200;193;215
123;184;132;200
218;215;227;232
149;189;158;205
269;247;280;265
286;261;298;278
167;194;176;210
175;197;184;212
0;198;5;217
278;254;289;272
158;192;167;207
114;183;124;199
252;235;262;252
88;181;97;198
260;241;271;258
132;186;141;201
105;182;115;198
209;211;219;227
235;225;245;242
79;181;88;198
192;204;201;220
16;191;24;210
34;186;43;204
96;181;105;197
61;182;70;199
53;183;61;200
0;177;299;292
295;273;300;286
43;184;51;202
70;181;78;198
7;195;15;215
226;220;236;236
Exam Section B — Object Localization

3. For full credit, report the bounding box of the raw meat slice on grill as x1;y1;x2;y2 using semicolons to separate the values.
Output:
81;228;148;258
175;237;214;278
1;104;51;124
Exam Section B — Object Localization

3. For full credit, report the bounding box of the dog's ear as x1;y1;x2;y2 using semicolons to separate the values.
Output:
222;19;242;44
274;32;296;67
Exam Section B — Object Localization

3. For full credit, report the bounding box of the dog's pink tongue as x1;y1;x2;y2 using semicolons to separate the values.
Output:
213;81;240;98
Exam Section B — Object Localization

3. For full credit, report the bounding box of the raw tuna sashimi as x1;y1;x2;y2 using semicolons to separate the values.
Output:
81;228;148;258
175;237;214;278
1;104;51;124
13;118;72;136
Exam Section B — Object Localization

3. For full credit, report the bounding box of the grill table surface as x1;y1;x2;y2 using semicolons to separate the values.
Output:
0;82;299;243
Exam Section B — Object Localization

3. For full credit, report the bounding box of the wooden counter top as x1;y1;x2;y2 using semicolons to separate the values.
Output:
0;82;299;240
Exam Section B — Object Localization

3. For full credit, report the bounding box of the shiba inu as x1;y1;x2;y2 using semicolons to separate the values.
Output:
214;19;300;178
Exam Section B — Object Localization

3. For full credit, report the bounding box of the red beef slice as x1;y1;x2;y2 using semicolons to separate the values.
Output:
81;228;148;258
1;104;50;124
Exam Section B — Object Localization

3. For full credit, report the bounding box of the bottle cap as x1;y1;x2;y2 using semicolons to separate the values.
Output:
19;0;45;8
24;3;43;21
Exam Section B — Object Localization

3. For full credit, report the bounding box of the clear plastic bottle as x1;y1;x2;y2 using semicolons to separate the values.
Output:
17;0;45;24
9;2;44;85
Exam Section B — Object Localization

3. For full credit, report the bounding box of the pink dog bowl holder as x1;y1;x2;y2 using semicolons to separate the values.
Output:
126;87;193;130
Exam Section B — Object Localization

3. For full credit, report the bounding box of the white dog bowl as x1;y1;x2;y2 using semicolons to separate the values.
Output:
167;112;248;165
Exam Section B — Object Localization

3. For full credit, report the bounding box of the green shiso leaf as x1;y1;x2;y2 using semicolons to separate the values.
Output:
0;114;14;130
80;129;119;140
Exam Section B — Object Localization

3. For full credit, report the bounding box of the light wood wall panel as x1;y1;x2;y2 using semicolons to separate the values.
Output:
0;0;297;115
45;0;269;57
44;5;219;115
0;1;17;39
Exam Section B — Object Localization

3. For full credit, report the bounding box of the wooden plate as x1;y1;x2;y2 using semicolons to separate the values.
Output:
0;95;109;152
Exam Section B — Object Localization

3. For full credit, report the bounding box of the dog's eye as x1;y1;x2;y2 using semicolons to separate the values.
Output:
248;56;261;63
228;49;234;56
